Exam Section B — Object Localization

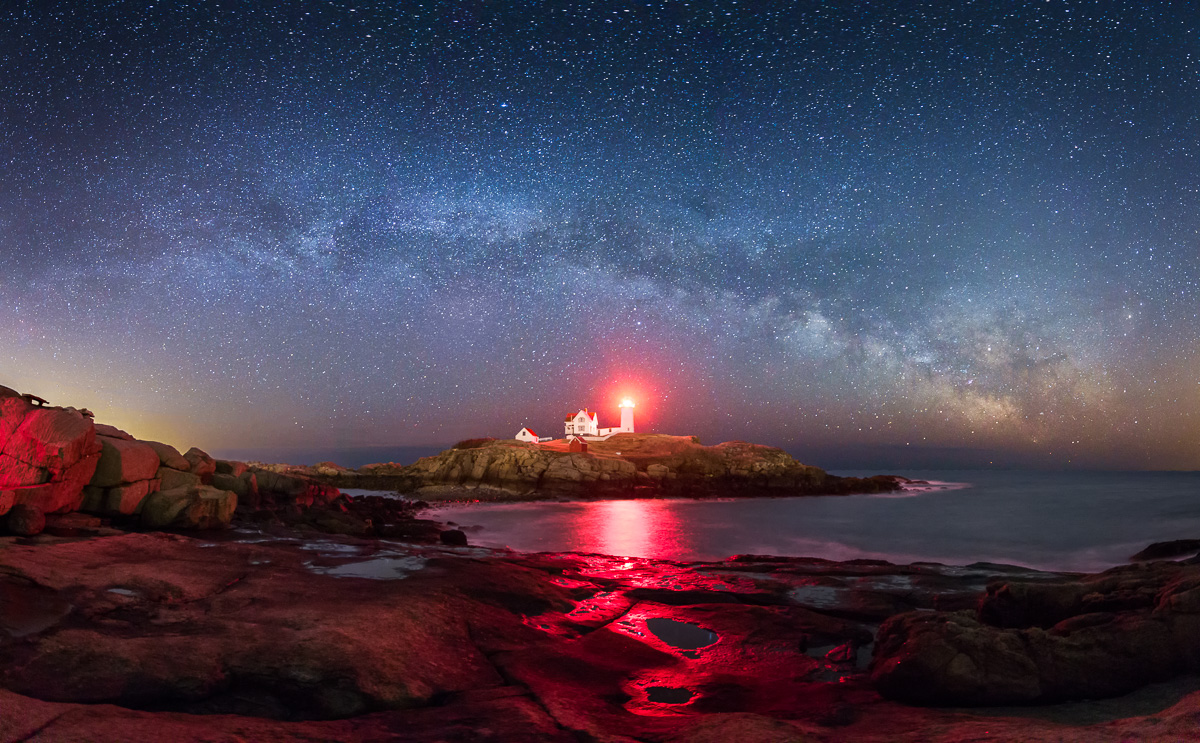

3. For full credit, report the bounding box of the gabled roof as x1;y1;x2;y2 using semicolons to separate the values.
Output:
565;408;596;422
518;427;537;436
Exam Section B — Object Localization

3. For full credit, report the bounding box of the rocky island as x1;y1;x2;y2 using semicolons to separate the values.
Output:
261;433;904;501
3;383;1200;742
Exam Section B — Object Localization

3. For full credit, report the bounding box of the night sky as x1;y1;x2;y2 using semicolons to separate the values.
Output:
3;2;1198;469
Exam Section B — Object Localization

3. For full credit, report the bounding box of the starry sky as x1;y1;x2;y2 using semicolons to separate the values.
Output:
2;1;1198;469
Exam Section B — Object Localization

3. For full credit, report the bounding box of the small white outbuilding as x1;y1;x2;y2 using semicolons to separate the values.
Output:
515;427;540;444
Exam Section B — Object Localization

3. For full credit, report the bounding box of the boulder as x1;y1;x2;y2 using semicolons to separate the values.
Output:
157;466;202;492
93;424;134;440
80;478;160;517
144;441;190;471
440;529;469;546
213;471;259;505
183;447;217;482
645;463;672;479
11;408;100;476
215;459;248;477
90;437;160;488
0;488;14;516
0;402;102;513
234;472;259;508
6;503;46;536
103;479;160;516
140;486;237;530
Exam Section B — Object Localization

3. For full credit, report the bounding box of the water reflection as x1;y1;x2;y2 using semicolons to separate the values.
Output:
564;500;694;560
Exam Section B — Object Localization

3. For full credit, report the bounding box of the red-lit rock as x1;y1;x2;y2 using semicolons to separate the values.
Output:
93;423;135;440
183;447;217;483
212;471;259;507
215;459;248;477
90;436;161;488
0;533;503;720
252;468;340;507
0;396;102;513
1;530;1200;740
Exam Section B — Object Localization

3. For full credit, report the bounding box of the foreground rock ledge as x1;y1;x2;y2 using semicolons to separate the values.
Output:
2;531;1200;742
870;560;1200;706
267;433;904;500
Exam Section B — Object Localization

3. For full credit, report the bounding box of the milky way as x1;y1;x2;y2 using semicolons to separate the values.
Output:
2;2;1197;468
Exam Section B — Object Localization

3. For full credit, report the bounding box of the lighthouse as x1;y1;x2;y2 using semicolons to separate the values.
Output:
542;398;640;441
619;398;635;433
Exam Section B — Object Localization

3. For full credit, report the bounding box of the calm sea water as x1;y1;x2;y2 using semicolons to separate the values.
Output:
428;471;1200;572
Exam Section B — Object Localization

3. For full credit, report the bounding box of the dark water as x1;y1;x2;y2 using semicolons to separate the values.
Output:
430;470;1200;572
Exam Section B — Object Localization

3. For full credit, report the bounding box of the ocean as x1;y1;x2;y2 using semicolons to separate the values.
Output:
428;470;1200;572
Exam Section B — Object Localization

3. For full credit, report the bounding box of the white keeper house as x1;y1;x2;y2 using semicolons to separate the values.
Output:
516;399;635;444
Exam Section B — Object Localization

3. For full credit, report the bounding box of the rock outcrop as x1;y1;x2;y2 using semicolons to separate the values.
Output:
870;560;1200;706
0;389;102;518
140;485;239;529
0;384;332;533
83;431;163;516
3;534;1200;741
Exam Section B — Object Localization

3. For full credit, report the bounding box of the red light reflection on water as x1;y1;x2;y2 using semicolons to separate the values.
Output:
564;500;694;560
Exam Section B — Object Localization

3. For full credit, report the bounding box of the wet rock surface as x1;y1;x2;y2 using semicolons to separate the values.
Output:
2;530;1200;741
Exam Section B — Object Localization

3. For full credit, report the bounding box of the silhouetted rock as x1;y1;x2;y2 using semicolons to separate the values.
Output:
1131;539;1200;561
215;459;249;477
440;528;469;546
6;503;46;536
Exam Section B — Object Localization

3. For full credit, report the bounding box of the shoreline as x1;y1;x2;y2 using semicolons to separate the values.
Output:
5;391;1200;739
4;523;1200;741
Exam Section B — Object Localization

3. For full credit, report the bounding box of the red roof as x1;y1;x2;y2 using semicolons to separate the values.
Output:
520;427;537;436
565;409;596;422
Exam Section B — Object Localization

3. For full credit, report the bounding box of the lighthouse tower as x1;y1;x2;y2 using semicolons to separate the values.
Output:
619;398;635;433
